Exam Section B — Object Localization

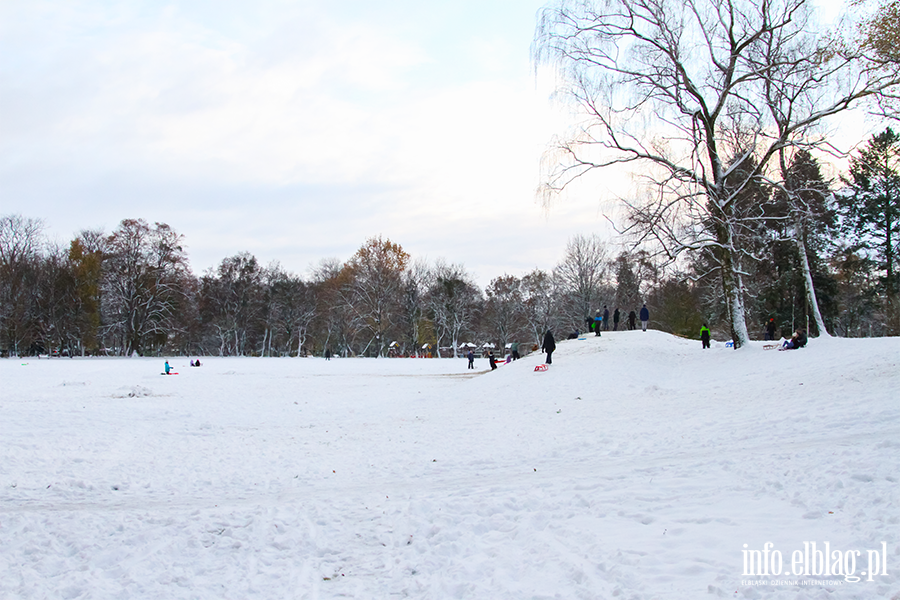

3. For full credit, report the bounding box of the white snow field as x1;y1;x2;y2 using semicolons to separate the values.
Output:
1;331;898;600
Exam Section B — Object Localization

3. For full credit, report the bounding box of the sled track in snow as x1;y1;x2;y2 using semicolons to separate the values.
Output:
3;425;895;516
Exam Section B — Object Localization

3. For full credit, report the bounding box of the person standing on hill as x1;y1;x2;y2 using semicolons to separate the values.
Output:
510;341;520;360
640;304;650;331
467;349;475;369
613;308;620;331
765;318;777;341
700;323;711;349
594;310;602;337
628;310;637;330
603;306;610;331
542;330;556;364
489;351;497;370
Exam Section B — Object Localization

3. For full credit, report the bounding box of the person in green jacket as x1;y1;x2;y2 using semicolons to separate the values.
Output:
700;324;711;349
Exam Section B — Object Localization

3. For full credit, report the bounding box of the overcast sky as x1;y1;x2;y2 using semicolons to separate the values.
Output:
0;0;857;285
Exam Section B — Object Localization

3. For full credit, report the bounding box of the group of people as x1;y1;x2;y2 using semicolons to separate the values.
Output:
540;303;650;366
587;304;650;335
162;359;200;374
467;340;524;370
697;320;808;350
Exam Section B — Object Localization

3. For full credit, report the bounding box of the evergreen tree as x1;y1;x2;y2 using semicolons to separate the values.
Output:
758;150;837;336
841;128;900;334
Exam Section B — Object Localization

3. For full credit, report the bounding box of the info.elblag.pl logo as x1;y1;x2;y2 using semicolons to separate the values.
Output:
742;542;890;583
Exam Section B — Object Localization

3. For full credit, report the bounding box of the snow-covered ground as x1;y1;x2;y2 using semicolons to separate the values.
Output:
1;331;897;599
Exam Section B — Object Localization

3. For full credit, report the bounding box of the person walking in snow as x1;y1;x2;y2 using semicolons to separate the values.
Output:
467;349;475;369
488;351;497;370
542;330;556;364
510;341;520;360
613;308;620;331
628;310;637;330
603;306;610;331
593;310;602;337
640;304;650;332
700;323;711;349
164;360;173;375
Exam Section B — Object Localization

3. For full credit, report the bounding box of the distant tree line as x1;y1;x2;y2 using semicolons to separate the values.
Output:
1;127;897;359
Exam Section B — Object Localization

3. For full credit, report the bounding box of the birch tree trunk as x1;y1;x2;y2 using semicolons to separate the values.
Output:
794;217;831;337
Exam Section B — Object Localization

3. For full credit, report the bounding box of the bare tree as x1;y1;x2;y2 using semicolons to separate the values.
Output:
614;252;643;315
483;274;524;349
554;234;610;328
311;258;355;357
427;261;482;357
102;220;189;356
200;252;265;356
535;0;900;347
34;244;83;357
0;215;44;355
345;237;409;357
520;268;560;345
263;263;318;356
398;258;433;357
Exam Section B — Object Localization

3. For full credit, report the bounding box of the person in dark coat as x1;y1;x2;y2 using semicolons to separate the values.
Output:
488;351;497;370
541;330;556;364
765;318;777;341
324;348;332;361
613;308;620;331
640;304;650;331
628;310;637;330
781;329;807;350
602;306;610;331
467;349;475;369
700;323;711;349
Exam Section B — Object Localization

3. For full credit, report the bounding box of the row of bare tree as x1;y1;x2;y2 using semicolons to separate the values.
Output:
0;190;894;358
0;221;652;357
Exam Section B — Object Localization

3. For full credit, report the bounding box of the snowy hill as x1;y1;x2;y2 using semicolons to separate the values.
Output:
1;331;897;599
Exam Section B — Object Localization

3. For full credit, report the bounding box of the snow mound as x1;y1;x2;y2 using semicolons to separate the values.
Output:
113;385;155;398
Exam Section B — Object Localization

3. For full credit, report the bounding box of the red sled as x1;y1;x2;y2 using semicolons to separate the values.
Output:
534;364;549;372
